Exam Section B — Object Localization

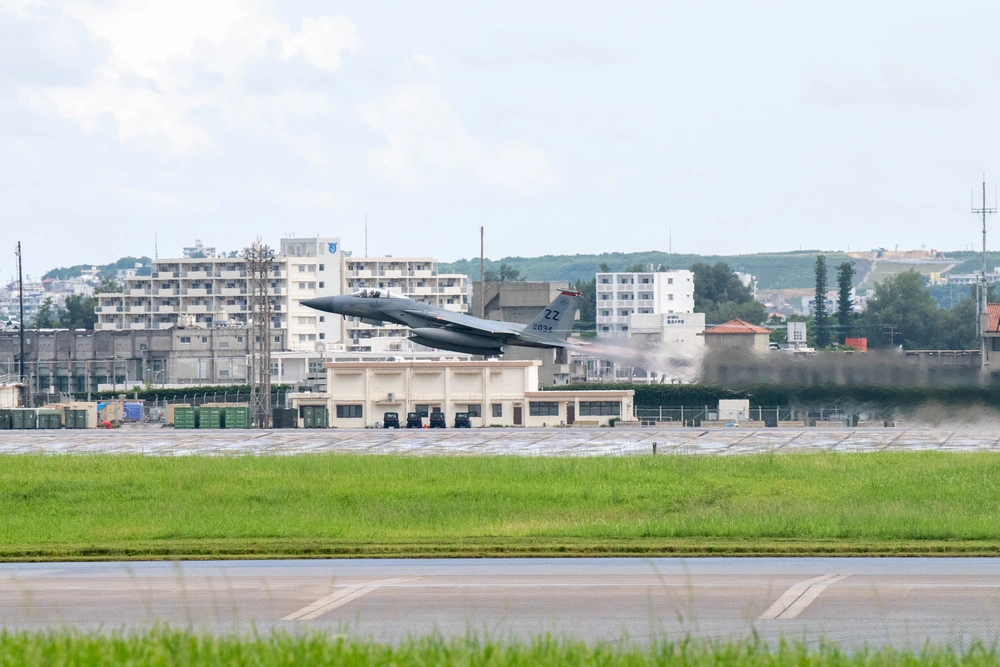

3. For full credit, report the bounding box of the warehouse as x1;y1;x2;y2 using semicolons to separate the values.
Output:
289;359;634;428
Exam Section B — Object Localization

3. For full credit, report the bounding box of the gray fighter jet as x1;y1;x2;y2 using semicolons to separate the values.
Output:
300;288;581;356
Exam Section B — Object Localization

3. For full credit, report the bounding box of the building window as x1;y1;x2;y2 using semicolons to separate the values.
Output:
668;294;674;301
219;370;229;377
201;336;208;343
179;336;191;344
668;278;674;284
467;404;482;417
319;333;325;340
529;401;559;416
336;405;363;419
580;401;621;416
318;282;324;288
492;403;503;418
237;336;243;343
308;360;324;375
270;362;279;377
415;404;429;417
319;264;325;271
319;316;325;322
309;282;316;289
219;341;229;348
299;265;306;273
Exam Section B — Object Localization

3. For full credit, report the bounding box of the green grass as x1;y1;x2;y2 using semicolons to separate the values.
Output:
2;629;1000;666
3;453;1000;559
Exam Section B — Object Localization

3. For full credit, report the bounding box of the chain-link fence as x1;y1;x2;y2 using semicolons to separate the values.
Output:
634;405;866;427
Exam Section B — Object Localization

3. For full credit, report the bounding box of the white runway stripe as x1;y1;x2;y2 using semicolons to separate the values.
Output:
283;577;418;621
759;574;850;619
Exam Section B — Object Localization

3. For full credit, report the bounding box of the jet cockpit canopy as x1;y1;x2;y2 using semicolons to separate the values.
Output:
351;288;405;299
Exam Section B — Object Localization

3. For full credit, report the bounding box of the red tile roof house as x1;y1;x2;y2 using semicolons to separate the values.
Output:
699;319;772;355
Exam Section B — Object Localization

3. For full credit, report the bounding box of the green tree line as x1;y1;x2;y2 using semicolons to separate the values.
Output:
29;276;122;330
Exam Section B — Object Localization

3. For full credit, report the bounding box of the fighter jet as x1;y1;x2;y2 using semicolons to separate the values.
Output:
300;288;581;356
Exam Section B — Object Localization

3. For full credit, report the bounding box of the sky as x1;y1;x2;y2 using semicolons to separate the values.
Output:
3;0;1000;277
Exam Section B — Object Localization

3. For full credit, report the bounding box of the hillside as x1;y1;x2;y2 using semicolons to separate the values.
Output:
440;251;872;290
43;256;152;281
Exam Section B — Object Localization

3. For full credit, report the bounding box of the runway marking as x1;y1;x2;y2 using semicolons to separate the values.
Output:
282;577;418;621
758;574;850;620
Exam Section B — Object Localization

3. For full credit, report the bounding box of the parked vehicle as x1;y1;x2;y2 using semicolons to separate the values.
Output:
383;412;400;428
429;412;446;428
406;412;423;428
454;412;471;428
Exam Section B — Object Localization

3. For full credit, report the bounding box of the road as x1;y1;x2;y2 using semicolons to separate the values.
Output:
2;558;1000;649
0;427;998;456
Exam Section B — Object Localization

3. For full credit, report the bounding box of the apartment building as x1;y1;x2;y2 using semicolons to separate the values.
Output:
596;270;695;338
342;256;470;351
95;237;342;352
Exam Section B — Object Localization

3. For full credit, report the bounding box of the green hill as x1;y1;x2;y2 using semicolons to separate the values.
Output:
43;256;152;281
440;251;872;290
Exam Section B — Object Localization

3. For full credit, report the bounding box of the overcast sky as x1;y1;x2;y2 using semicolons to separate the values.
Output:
3;0;1000;277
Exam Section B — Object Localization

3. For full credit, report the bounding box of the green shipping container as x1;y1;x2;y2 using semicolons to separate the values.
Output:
18;410;37;430
303;406;314;429
199;407;222;429
174;407;197;429
39;411;61;429
223;407;248;429
0;409;10;430
75;410;89;429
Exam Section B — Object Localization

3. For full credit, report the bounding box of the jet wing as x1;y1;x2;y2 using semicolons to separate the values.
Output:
398;307;525;336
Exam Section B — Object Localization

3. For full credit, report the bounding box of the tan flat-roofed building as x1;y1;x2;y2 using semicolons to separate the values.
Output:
313;359;634;428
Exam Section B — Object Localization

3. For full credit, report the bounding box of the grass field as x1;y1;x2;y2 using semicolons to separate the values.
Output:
1;629;998;666
2;452;1000;559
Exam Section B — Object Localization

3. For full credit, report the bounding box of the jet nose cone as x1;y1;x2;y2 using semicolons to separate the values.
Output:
300;297;330;312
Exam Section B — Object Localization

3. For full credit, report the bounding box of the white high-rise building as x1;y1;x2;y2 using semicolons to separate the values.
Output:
595;270;695;338
95;237;343;351
342;256;470;351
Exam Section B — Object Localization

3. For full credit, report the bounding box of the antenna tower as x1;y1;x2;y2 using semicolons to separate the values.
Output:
971;178;997;336
244;242;274;428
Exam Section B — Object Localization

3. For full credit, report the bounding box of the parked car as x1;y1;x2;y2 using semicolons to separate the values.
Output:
382;412;400;428
406;412;423;428
429;412;446;428
454;412;471;428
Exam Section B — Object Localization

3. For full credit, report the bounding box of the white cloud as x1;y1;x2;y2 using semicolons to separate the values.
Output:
12;0;358;157
359;55;559;194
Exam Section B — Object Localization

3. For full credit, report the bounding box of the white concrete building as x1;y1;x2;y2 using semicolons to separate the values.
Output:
95;237;342;352
342;256;470;351
306;359;634;428
596;270;694;338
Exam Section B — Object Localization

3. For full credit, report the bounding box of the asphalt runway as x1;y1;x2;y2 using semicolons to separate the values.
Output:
2;427;1000;456
3;558;1000;649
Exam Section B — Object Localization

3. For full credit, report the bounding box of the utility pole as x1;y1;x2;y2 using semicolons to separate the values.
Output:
16;242;26;405
479;226;485;319
972;178;996;336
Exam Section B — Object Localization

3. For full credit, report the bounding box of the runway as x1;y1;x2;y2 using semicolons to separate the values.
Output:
1;427;999;456
3;558;1000;649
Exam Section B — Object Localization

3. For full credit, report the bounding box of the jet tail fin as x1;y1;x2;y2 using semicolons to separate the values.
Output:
526;290;580;340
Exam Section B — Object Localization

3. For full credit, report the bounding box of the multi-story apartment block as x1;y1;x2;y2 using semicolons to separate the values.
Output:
342;256;470;351
95;237;342;352
595;270;695;338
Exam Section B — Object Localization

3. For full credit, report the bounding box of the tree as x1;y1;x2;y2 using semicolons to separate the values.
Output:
625;262;646;272
814;255;830;348
690;261;765;324
60;294;99;330
862;271;943;349
94;275;123;294
835;261;855;343
598;262;611;273
572;277;596;331
498;263;523;282
32;297;59;329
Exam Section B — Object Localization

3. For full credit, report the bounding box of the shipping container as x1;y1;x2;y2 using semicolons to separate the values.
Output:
173;407;197;429
222;407;249;429
39;411;62;429
199;407;222;429
74;409;89;429
0;409;10;430
16;409;37;430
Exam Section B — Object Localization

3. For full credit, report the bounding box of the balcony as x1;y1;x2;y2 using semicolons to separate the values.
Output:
219;287;246;296
128;322;149;330
128;288;150;296
183;288;212;296
125;306;148;313
182;270;211;279
157;288;179;296
218;270;245;279
185;305;210;313
152;271;180;279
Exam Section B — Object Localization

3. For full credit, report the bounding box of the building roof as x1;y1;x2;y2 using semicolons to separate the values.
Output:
701;318;771;336
987;303;1000;333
